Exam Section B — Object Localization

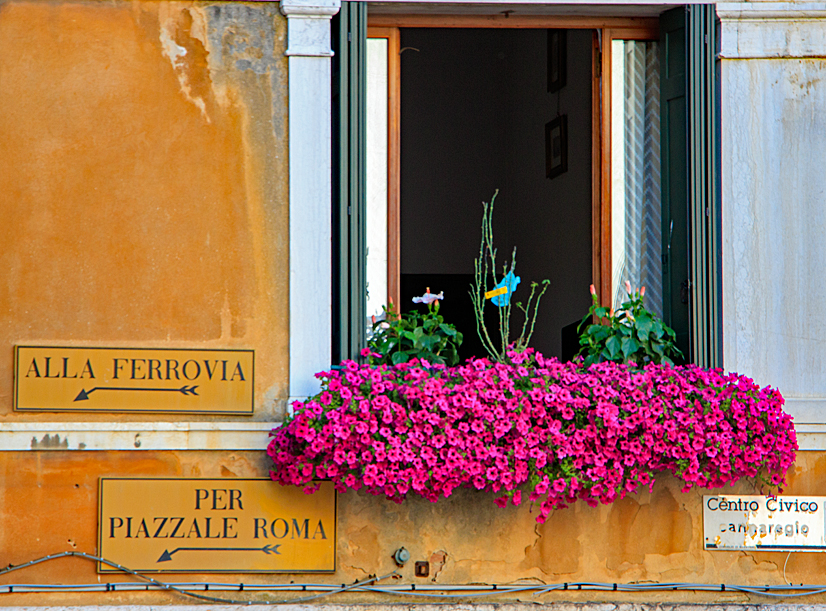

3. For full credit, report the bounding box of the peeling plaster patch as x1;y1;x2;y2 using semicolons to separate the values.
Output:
429;550;447;581
522;507;582;575
30;434;69;450
159;25;187;67
159;12;210;122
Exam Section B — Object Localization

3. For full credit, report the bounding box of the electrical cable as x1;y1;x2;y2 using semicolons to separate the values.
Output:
783;550;794;585
3;552;826;602
0;552;396;605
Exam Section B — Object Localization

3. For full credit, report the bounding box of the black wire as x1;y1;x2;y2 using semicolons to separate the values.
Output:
4;552;826;602
0;552;397;605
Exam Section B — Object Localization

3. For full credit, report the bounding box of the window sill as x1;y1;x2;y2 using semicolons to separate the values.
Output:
0;421;275;451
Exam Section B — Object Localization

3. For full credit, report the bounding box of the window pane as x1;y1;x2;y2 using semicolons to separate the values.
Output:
366;37;389;321
611;40;663;316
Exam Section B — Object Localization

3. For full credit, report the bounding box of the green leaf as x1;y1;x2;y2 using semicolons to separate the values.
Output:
588;325;610;341
621;336;639;360
635;314;653;341
605;336;621;360
391;351;409;365
439;324;457;337
420;335;439;350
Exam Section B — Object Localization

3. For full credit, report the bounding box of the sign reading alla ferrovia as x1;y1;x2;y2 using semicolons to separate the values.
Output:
14;346;253;414
98;479;336;573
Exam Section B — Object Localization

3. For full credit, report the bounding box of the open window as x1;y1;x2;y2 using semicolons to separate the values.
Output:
335;4;720;366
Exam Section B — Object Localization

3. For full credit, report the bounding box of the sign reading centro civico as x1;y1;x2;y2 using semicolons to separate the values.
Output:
99;479;336;573
704;495;826;551
14;346;253;414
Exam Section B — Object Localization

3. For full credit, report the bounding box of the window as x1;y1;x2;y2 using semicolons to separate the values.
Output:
335;4;720;366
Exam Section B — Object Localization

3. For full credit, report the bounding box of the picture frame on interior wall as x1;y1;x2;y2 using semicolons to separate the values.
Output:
547;29;566;92
545;115;568;179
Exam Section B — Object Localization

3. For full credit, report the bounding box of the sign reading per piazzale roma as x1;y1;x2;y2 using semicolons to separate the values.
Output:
14;346;253;414
98;479;336;573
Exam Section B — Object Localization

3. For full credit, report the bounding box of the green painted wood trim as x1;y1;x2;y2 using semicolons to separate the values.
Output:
332;2;367;364
660;7;691;362
688;5;723;368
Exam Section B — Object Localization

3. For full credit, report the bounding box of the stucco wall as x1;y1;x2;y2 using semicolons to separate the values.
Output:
2;451;826;605
0;0;290;420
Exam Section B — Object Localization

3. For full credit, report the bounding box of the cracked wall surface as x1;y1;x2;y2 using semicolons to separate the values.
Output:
0;0;289;421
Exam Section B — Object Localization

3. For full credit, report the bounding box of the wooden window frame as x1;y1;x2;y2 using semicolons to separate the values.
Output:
598;26;659;306
366;14;658;311
366;26;401;311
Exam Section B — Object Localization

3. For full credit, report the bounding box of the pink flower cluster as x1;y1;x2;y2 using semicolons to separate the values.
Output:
267;349;797;522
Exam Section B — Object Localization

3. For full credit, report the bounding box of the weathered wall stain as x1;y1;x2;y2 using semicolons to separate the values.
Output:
30;434;69;450
522;502;582;575
0;1;289;419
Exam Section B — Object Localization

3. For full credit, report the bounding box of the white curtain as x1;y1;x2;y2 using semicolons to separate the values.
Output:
611;40;662;316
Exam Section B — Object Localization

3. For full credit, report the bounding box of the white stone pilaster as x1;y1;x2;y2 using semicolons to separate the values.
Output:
718;2;826;425
282;0;340;406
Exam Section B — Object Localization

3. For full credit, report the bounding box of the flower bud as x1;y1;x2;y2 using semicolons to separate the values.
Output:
640;286;646;297
625;280;632;294
589;284;596;296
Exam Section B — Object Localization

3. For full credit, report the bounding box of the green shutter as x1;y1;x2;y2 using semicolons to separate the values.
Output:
660;5;721;367
331;2;367;364
660;7;690;361
687;5;722;368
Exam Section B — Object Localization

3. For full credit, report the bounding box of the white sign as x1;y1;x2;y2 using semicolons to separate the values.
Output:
704;495;826;551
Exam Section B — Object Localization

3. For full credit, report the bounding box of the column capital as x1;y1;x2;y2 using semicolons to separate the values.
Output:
280;0;340;18
717;2;826;58
281;0;339;57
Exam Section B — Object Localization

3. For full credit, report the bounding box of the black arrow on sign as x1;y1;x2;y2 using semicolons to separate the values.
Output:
157;544;281;562
74;385;199;401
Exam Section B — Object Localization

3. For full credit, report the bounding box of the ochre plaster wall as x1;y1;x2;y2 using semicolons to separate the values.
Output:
0;0;289;420
2;450;826;606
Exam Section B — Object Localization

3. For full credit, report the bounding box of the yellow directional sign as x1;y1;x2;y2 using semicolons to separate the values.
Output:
14;346;254;414
98;479;336;573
